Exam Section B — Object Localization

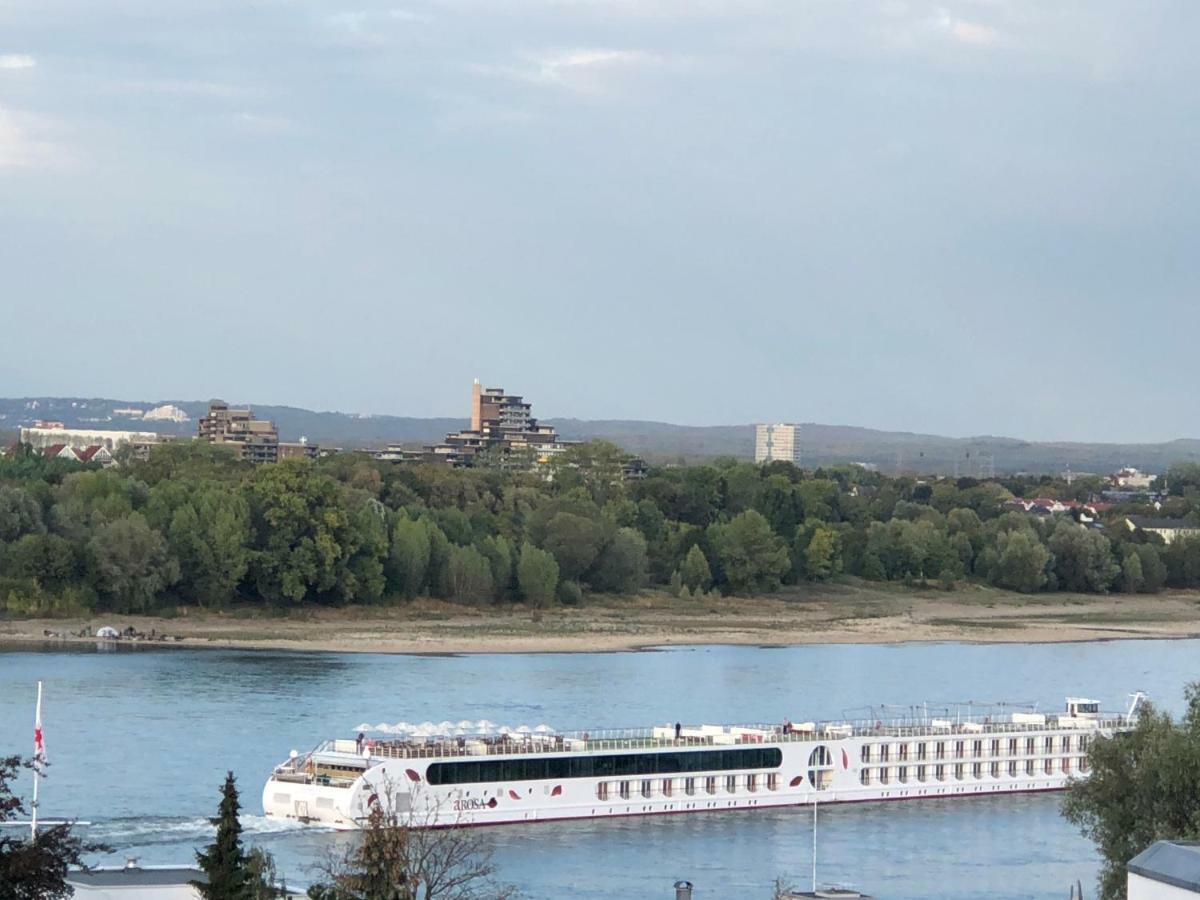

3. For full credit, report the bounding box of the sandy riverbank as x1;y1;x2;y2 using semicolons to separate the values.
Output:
3;582;1200;654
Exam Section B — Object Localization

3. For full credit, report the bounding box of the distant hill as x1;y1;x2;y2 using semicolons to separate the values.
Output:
3;397;1199;476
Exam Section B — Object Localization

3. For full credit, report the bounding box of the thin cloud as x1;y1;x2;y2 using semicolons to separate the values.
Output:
0;54;36;70
0;107;69;171
936;10;999;46
474;47;673;94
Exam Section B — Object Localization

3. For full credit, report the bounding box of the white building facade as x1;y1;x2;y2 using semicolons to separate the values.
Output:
754;423;801;465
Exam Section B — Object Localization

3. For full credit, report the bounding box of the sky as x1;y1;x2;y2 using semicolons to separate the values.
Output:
1;1;1198;442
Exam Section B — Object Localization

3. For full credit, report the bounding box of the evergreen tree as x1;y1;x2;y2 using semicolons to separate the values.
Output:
194;771;251;900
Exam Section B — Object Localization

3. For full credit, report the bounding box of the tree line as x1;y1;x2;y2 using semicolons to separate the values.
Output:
2;440;1200;614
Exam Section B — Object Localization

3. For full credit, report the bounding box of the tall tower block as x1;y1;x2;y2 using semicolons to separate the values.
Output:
470;379;482;432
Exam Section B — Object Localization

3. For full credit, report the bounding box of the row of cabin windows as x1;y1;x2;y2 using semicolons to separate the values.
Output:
426;747;784;786
859;756;1091;785
596;773;781;800
861;735;1090;763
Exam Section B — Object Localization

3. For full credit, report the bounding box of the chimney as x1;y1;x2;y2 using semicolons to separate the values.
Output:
673;881;693;900
470;379;482;432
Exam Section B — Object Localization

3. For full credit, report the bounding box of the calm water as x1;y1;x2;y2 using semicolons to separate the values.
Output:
0;639;1193;898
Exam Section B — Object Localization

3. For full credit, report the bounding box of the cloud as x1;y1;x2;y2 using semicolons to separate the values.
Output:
230;112;296;136
0;107;69;171
0;54;36;70
474;47;672;94
935;10;999;46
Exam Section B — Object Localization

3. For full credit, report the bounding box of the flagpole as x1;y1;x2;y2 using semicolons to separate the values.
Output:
31;681;42;842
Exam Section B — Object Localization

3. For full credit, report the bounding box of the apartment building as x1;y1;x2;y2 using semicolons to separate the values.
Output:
198;401;280;464
19;425;167;461
419;381;569;468
754;423;801;465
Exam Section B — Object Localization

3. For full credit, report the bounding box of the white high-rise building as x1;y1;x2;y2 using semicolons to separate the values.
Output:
755;423;801;465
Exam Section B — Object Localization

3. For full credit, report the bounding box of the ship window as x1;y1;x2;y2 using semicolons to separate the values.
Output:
663;778;673;797
917;743;927;761
1079;736;1090;752
425;747;784;786
990;762;999;778
747;774;758;793
1007;760;1017;777
860;769;872;786
705;777;717;795
916;765;926;783
1062;758;1071;773
972;740;983;758
641;780;652;798
1044;737;1055;754
954;763;964;780
767;773;779;791
898;766;908;783
972;763;983;779
1080;757;1091;773
1025;760;1035;776
935;764;945;782
1062;736;1073;753
954;741;964;759
899;744;908;761
725;775;737;794
619;781;630;799
861;746;872;763
990;739;1000;756
685;777;696;796
1026;738;1035;754
1043;759;1052;775
880;767;890;785
597;783;609;800
1008;738;1018;755
880;744;890;761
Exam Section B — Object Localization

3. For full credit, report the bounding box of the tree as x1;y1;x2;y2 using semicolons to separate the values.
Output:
678;545;712;593
708;510;791;594
0;486;44;542
517;542;558;607
804;527;842;581
1137;543;1168;593
162;486;251;607
388;516;431;600
446;546;493;604
87;513;180;612
991;529;1050;593
195;772;252;900
1118;544;1144;594
1049;522;1118;593
308;789;517;900
0;755;106;900
587;528;647;594
1063;685;1200;900
541;513;604;583
478;535;514;601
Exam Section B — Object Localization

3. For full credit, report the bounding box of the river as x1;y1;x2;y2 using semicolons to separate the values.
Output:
0;638;1190;898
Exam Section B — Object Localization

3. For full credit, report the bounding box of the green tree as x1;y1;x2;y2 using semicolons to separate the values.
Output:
1164;537;1200;588
991;529;1050;593
588;528;647;594
5;533;78;589
1049;522;1119;593
0;755;106;900
517;542;559;607
247;461;356;604
446;546;494;604
422;520;452;598
804;527;842;581
162;486;251;607
1063;685;1200;900
387;516;430;600
87;513;180;612
478;535;514;601
1137;543;1168;593
0;486;44;542
194;772;252;900
1118;544;1144;594
708;510;791;594
678;545;712;592
541;513;604;582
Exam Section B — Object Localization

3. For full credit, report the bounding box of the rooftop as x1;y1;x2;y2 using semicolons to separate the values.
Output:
68;865;206;888
1128;841;1200;892
1127;516;1200;530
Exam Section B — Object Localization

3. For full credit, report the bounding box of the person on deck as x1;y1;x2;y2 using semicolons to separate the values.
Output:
356;732;365;754
674;722;682;741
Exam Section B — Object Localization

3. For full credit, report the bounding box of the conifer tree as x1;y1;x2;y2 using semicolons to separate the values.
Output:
194;771;251;900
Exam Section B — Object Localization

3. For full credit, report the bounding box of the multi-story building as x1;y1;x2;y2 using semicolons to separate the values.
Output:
198;401;280;464
415;381;569;468
19;425;167;461
278;438;319;461
754;423;801;465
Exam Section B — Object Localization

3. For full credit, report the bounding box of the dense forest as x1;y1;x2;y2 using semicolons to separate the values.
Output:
2;441;1200;615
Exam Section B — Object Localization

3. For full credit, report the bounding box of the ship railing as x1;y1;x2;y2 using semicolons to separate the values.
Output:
347;715;1131;762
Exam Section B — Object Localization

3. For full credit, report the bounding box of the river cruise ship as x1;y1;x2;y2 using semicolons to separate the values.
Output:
262;695;1142;829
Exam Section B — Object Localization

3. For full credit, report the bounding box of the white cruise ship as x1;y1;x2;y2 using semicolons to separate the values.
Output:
262;695;1142;829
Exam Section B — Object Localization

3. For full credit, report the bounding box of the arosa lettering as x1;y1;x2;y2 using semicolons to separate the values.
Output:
426;748;783;787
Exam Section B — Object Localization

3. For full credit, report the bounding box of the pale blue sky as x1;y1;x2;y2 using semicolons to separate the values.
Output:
1;1;1197;441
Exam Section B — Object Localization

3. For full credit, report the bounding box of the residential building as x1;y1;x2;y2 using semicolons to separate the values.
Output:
1128;841;1200;898
198;401;280;464
1112;467;1156;490
278;438;319;460
421;381;570;468
1125;516;1200;545
754;423;801;465
19;426;166;461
